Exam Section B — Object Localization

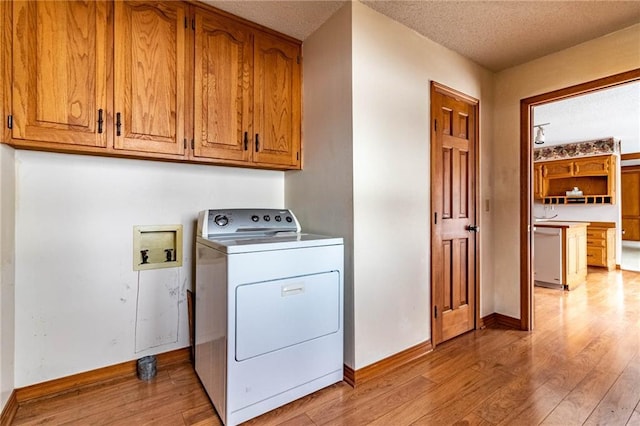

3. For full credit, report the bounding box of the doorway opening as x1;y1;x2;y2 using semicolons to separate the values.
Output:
519;69;640;330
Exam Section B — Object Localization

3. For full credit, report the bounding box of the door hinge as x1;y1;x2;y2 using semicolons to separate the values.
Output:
184;17;187;28
192;18;195;30
7;115;12;130
183;138;187;150
191;139;194;150
296;152;299;161
434;306;438;318
434;119;437;131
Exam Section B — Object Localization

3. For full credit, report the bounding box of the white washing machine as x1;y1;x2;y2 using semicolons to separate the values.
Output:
195;208;344;426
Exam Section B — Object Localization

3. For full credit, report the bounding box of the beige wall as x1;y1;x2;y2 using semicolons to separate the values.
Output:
0;144;15;410
492;24;640;317
290;1;495;370
351;1;495;369
285;3;355;365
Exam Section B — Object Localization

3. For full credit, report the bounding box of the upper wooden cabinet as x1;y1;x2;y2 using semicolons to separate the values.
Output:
193;8;252;163
252;32;301;168
12;0;110;147
114;1;187;156
0;1;10;144
4;0;302;170
192;8;301;168
542;160;573;179
534;154;616;204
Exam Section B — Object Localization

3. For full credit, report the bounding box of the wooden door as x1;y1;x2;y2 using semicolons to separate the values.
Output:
622;166;640;241
430;82;478;346
114;1;186;156
253;32;301;168
12;0;110;147
193;8;252;162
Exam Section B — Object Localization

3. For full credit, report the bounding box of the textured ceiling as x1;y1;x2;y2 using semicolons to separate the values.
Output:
533;82;640;152
203;0;640;72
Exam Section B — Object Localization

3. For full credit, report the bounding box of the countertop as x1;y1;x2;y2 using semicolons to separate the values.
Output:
534;221;590;229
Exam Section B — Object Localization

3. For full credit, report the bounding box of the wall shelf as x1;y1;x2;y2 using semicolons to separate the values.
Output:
534;154;616;205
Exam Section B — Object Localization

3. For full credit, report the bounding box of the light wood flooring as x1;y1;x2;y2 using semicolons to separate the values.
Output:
12;268;640;425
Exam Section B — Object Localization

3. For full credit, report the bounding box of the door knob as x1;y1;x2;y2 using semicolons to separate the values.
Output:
467;225;479;233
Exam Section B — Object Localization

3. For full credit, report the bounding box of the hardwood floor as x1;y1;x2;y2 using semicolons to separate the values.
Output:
12;268;640;425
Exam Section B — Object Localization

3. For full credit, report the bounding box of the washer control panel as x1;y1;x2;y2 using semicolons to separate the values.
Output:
198;208;300;237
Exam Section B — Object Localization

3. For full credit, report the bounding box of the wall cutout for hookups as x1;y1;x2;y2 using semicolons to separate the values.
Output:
133;225;183;271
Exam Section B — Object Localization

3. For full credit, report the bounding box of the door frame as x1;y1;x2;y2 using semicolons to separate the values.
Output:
621;165;640;242
519;69;640;330
430;81;481;348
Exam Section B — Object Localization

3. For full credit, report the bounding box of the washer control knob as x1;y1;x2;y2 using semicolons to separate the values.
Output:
275;215;282;222
263;215;271;222
251;215;259;222
286;216;293;223
214;215;229;227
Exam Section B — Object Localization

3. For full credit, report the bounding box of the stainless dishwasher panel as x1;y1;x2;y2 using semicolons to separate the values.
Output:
534;227;563;286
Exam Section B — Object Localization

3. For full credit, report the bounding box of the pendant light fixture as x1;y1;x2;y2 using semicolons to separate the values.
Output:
533;122;550;145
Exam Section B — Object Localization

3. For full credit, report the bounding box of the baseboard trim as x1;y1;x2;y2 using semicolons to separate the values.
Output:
480;313;521;330
15;347;191;403
343;340;433;387
0;390;17;426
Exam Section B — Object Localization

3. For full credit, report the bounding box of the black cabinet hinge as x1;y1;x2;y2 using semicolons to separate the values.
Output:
183;138;187;149
192;18;195;30
191;139;194;150
434;306;438;318
184;17;187;28
296;152;299;161
7;115;12;130
434;119;437;131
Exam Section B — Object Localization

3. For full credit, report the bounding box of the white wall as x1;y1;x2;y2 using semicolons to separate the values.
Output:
0;144;15;410
350;2;494;369
15;151;284;387
285;3;355;366
493;24;640;318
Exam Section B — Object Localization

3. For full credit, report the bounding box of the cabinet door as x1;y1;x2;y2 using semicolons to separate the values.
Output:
193;8;252;162
533;163;545;199
253;32;301;168
574;155;610;176
114;1;186;155
542;159;573;178
12;1;110;147
1;1;10;144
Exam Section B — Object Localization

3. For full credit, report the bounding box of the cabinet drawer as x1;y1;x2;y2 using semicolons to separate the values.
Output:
587;238;605;248
586;229;607;239
587;246;606;266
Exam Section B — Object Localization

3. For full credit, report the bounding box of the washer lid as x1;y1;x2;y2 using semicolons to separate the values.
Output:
197;233;343;254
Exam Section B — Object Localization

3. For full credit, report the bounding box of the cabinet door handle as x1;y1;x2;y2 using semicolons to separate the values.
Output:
97;109;103;134
255;133;259;152
116;112;122;136
244;132;248;150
